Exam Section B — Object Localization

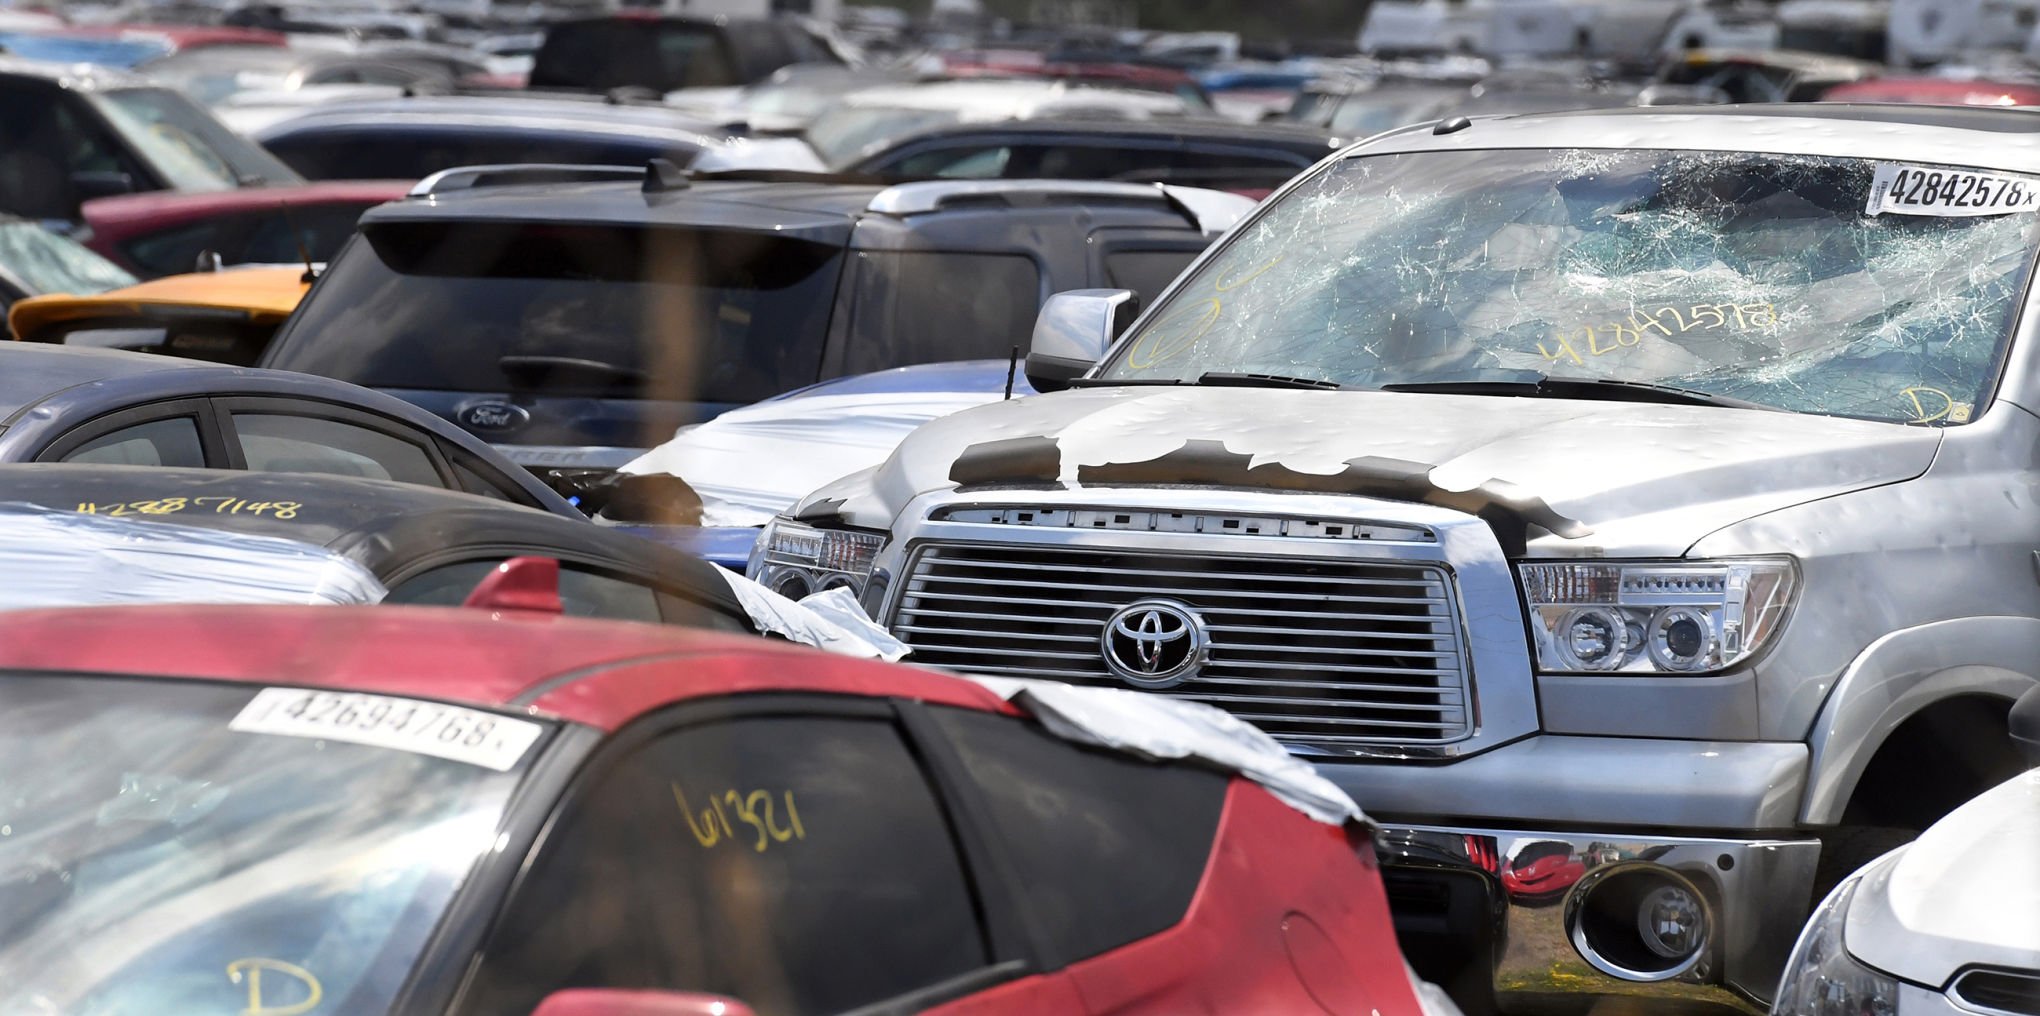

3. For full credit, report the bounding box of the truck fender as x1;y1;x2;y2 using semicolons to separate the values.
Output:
1799;615;2040;826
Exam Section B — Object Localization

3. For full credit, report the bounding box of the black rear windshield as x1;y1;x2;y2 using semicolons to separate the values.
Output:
267;221;843;402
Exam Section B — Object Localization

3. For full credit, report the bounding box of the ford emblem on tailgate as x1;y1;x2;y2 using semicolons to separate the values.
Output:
456;401;531;433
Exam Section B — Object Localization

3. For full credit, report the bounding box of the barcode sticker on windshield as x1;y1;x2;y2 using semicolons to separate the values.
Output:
1867;164;2040;217
230;688;544;771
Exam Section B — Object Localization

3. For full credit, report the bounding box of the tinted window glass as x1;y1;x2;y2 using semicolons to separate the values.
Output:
929;706;1227;966
240;203;376;267
885;145;1012;179
89;87;300;190
446;452;539;507
270;222;841;403
843;252;1037;373
1104;249;1199;306
232;412;442;485
58;417;207;467
123;219;227;277
386;560;662;622
460;714;987;1015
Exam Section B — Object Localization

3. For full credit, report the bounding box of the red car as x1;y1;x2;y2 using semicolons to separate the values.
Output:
0;567;1422;1016
78;180;410;277
1499;840;1588;906
1821;76;2040;107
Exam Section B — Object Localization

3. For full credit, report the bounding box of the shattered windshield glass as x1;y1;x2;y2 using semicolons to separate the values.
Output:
1099;149;2040;425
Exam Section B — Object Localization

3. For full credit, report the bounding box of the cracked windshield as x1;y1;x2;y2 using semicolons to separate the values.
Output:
0;0;2036;1014
1105;149;2038;425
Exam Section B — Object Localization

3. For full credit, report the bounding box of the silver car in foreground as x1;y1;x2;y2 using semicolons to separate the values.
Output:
1773;686;2040;1016
750;104;2040;1012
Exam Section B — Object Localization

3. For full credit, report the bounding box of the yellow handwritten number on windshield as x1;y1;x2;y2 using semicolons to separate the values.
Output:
226;958;322;1016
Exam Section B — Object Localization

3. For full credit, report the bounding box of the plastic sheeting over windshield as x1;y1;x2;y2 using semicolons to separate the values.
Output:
1105;149;2040;426
0;505;385;610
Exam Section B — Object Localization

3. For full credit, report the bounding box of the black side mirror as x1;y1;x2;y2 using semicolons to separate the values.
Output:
71;171;136;203
2011;684;2040;767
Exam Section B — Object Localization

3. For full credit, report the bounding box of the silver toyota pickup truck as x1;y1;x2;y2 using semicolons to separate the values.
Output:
747;105;2040;1011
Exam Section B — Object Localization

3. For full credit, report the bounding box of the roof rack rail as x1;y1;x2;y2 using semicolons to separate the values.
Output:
866;180;1251;236
408;163;646;198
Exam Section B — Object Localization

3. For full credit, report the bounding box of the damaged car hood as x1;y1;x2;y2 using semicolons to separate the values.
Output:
823;387;1942;556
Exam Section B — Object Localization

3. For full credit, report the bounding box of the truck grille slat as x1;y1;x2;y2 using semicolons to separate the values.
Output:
893;542;1474;746
908;571;1448;606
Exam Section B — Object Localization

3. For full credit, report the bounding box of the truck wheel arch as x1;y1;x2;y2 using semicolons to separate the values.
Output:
1800;616;2040;827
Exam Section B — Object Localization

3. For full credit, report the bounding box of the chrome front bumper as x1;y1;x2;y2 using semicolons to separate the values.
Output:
1376;824;1821;1013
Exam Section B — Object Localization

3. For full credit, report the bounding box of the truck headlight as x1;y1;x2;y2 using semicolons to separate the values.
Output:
1772;866;1899;1016
747;516;885;607
1517;559;1796;674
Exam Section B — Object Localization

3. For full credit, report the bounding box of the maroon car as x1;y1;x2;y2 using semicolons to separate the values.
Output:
78;180;408;277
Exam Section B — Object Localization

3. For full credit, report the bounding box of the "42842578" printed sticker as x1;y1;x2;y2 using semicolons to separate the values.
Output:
1867;164;2040;217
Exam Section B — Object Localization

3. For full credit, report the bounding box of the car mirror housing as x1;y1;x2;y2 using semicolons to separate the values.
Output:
1025;288;1139;393
2011;684;2040;766
530;988;756;1016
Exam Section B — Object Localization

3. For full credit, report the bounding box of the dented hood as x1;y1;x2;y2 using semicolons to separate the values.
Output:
837;387;1941;556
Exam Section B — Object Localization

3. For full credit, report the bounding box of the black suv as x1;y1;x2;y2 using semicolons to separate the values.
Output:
261;163;1246;482
529;15;838;93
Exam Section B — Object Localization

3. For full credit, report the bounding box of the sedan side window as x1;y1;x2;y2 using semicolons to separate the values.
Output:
457;713;990;1015
57;416;207;468
887;145;1013;179
230;412;443;486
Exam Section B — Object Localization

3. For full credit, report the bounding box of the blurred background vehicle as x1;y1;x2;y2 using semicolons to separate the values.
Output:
528;12;840;93
260;165;1248;494
144;41;493;132
76;179;408;276
0;344;573;512
612;358;1039;569
0;215;138;327
250;95;736;179
9;263;310;362
0;56;301;223
843;117;1340;196
803;78;1200;169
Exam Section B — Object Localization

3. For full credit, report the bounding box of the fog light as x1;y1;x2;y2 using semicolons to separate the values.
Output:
1638;883;1703;959
1565;865;1712;982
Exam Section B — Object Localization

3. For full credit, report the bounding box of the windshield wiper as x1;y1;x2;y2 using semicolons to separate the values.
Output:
499;355;650;391
1379;376;1774;411
1194;371;1348;391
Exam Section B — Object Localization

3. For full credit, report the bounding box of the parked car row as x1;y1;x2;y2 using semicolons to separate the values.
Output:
1;5;2039;1015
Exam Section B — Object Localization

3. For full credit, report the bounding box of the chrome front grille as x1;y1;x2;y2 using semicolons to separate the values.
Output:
891;541;1472;745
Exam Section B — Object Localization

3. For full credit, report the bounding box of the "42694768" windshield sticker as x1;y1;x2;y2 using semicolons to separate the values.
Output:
1867;164;2040;217
229;687;544;771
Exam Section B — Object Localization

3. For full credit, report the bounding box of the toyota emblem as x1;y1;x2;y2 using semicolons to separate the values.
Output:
1100;599;1207;689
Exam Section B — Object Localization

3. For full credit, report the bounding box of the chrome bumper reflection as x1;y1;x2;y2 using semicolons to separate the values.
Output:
1376;824;1821;1012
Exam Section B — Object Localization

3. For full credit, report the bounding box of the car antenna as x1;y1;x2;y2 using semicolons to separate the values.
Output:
278;203;317;284
1003;344;1019;400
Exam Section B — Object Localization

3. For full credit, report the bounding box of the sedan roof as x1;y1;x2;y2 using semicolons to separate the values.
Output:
868;116;1343;152
0;463;729;601
254;95;728;140
0;603;1009;731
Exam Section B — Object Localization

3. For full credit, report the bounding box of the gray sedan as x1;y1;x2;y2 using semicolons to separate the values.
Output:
0;344;576;515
